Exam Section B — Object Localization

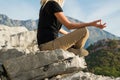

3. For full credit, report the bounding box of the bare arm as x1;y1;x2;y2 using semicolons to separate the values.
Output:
59;28;68;35
54;12;106;29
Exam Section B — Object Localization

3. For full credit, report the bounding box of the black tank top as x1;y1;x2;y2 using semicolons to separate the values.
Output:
37;1;63;45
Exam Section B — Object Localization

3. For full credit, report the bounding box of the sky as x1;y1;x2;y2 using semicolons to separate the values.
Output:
0;0;120;37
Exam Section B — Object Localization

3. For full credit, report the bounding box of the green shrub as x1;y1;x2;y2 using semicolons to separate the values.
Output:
86;40;120;77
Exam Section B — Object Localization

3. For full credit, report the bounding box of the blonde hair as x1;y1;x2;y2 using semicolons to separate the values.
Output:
40;0;64;7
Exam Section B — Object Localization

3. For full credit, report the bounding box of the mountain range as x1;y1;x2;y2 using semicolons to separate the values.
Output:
0;14;38;30
0;14;120;48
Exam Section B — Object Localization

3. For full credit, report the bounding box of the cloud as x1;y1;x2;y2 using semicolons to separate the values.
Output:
63;0;86;21
87;1;120;21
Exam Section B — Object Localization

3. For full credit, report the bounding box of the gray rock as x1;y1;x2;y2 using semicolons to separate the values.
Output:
0;49;24;63
10;56;85;80
3;49;86;80
50;71;120;80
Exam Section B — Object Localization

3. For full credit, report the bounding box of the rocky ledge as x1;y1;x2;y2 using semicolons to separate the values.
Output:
0;49;120;80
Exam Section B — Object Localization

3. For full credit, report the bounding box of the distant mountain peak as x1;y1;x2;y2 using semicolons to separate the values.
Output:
0;14;8;19
0;14;37;30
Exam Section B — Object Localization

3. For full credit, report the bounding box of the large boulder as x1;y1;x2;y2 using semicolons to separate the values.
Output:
3;49;86;80
0;49;120;80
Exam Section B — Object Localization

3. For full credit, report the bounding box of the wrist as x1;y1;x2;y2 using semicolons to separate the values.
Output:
86;22;92;26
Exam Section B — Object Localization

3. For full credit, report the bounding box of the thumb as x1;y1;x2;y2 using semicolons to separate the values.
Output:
94;19;101;23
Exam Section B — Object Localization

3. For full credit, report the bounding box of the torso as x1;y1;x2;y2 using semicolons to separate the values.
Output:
37;1;63;45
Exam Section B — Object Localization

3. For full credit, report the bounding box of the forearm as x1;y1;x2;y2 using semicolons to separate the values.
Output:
67;22;91;29
59;28;68;35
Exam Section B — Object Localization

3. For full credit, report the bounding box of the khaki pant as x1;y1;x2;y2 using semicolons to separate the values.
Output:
39;27;89;51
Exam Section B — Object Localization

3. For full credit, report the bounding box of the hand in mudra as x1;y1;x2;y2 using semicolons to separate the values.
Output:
90;19;106;29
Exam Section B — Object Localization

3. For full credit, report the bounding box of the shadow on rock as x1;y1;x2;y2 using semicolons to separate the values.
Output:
0;49;25;63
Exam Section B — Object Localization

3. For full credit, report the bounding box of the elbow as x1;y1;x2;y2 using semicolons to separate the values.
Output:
64;22;73;29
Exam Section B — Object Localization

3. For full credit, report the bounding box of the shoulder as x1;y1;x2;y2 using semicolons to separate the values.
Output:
47;1;60;7
44;1;63;13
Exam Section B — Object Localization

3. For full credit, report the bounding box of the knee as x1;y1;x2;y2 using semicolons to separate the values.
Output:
80;28;89;38
85;28;89;38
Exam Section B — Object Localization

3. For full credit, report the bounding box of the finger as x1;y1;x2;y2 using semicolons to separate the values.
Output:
103;23;106;26
100;20;102;24
99;24;106;29
95;19;101;23
94;19;101;23
102;25;106;28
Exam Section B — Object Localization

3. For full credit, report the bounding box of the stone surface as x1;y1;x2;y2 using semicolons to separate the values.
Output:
0;25;28;49
11;56;85;80
0;49;120;80
3;49;86;80
0;25;37;53
0;49;24;63
50;71;120;80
